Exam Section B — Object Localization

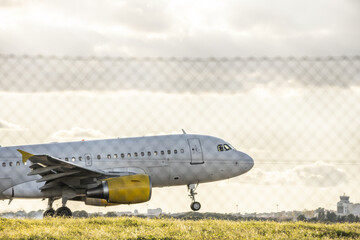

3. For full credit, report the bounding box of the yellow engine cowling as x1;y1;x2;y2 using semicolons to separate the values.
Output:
86;174;152;204
85;198;120;207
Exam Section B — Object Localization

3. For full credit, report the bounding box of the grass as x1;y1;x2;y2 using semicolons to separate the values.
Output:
0;217;360;239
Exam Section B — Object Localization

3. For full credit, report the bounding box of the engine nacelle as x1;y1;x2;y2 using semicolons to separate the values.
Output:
84;198;119;207
86;174;152;204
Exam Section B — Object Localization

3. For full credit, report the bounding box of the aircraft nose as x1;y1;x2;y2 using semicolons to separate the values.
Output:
241;152;254;173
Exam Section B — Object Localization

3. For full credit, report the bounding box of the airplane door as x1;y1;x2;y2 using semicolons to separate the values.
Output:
84;153;92;167
188;138;204;164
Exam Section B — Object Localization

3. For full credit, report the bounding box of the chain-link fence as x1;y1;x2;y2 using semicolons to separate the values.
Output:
0;55;359;218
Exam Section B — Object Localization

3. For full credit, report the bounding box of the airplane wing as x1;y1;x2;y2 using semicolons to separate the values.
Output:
17;149;116;191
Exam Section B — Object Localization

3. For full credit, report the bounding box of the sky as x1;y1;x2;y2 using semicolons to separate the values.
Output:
0;0;359;56
0;0;360;214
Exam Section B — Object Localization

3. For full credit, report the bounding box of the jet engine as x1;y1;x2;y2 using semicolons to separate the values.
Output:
86;174;151;204
84;197;119;207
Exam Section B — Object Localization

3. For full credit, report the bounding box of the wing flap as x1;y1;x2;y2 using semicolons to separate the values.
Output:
28;165;63;176
36;170;81;182
39;181;61;191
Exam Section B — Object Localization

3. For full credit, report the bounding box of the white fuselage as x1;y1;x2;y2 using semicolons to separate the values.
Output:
0;134;254;200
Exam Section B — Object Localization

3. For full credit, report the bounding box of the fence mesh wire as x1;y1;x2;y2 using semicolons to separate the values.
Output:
0;55;359;218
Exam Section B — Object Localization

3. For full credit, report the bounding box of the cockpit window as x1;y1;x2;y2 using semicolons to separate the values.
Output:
217;144;224;152
217;144;232;152
224;144;231;151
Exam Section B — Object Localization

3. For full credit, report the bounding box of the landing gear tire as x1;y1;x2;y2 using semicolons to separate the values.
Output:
55;206;72;217
190;201;201;211
188;184;201;211
43;208;55;218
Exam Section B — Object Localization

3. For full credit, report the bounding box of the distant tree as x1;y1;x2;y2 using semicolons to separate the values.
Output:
15;210;27;218
297;215;306;221
337;215;346;223
90;212;102;218
105;212;117;217
0;212;15;218
315;208;325;222
302;209;315;219
325;211;337;222
355;216;360;223
27;211;41;219
346;214;355;223
73;210;89;218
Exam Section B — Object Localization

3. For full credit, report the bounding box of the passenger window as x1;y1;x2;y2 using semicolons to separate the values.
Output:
134;152;138;157
107;154;111;159
161;150;164;155
180;149;184;153
65;157;69;161
147;151;151;156
79;156;82;161
174;150;178;154
16;161;20;166
9;162;13;167
72;157;76;162
127;153;131;157
217;145;224;152
121;153;125;158
167;150;171;154
97;155;101;160
114;154;118;159
2;162;5;167
154;151;158;156
141;152;145;157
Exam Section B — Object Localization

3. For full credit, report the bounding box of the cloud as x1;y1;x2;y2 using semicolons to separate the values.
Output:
0;119;21;130
111;1;173;33
51;127;106;141
0;0;359;57
241;162;349;187
0;56;358;93
0;0;24;8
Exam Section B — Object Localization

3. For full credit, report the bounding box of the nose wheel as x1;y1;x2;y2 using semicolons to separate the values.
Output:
188;184;201;211
190;201;201;211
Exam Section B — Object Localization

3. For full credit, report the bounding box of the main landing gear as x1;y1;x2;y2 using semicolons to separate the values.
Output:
43;198;72;218
188;184;201;211
43;198;56;217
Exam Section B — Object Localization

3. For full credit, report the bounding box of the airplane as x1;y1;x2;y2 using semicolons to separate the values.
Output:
0;132;254;217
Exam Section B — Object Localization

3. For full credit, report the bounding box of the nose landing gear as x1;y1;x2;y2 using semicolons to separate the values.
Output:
188;184;201;211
